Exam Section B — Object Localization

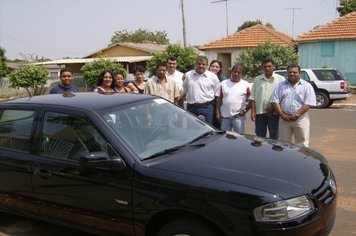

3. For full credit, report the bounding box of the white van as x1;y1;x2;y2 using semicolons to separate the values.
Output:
275;68;352;108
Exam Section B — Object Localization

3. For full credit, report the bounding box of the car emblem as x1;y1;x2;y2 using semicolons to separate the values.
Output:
329;178;337;194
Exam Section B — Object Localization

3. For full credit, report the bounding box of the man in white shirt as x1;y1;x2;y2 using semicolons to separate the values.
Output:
215;64;251;134
166;56;184;107
183;55;220;125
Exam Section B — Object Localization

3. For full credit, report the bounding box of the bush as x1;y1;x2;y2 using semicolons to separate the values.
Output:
8;65;49;96
235;41;298;77
81;58;126;87
147;44;197;76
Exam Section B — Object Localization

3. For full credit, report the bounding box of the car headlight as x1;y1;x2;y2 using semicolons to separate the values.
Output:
254;195;315;222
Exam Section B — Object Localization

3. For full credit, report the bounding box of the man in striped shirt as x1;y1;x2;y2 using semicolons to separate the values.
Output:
271;64;316;147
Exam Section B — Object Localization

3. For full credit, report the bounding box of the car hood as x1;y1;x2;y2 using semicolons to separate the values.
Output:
147;132;329;199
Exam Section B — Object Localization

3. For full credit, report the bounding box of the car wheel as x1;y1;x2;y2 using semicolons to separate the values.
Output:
157;219;218;236
315;91;330;108
327;100;334;107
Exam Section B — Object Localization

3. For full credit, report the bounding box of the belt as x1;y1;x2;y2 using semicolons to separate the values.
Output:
189;101;212;107
232;113;243;118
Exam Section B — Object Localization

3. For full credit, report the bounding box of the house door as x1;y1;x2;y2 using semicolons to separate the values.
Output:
217;53;231;78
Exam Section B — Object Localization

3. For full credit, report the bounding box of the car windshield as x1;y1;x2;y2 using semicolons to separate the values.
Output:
101;98;214;160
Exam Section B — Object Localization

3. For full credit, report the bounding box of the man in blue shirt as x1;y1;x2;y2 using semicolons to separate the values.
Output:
49;68;78;94
271;64;316;147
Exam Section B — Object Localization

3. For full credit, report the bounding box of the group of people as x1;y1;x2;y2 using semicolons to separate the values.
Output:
49;55;316;147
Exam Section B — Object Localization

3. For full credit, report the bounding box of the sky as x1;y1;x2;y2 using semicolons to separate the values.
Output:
0;0;339;60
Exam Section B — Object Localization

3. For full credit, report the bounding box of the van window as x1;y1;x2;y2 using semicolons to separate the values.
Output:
300;71;311;82
312;70;341;81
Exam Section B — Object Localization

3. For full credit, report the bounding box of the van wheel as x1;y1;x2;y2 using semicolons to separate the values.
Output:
157;219;218;236
327;100;334;107
315;91;330;108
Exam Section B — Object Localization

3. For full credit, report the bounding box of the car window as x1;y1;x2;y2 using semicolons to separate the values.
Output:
0;109;34;152
276;71;311;82
41;111;108;161
103;98;213;160
300;71;311;82
312;70;341;81
275;71;287;78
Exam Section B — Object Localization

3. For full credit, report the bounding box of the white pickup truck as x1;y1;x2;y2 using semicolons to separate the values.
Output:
275;68;352;108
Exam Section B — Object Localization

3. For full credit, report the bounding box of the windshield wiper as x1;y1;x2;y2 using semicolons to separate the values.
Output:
143;145;186;161
142;141;208;161
189;130;225;144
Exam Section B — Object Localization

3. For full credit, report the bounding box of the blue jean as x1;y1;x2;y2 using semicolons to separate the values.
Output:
255;114;279;139
221;115;246;134
187;103;214;126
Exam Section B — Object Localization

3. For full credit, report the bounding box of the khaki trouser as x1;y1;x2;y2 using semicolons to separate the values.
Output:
278;113;310;147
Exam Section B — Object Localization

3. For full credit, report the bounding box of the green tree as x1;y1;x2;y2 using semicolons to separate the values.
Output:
237;20;274;32
146;44;197;76
110;28;169;45
8;65;49;96
337;0;356;16
235;41;298;77
81;58;125;87
0;47;10;77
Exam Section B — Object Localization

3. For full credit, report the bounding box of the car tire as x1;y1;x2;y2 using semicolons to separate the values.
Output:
315;91;330;108
157;218;218;236
327;100;334;107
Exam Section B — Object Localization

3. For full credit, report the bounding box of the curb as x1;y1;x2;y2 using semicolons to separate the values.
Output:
332;103;356;107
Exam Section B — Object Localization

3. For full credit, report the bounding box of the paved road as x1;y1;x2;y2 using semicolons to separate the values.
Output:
310;106;356;236
1;105;355;235
245;105;356;236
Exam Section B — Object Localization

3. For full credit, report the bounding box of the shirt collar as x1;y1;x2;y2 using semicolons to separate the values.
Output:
193;70;208;77
166;71;175;76
285;79;303;86
260;72;278;81
153;76;167;83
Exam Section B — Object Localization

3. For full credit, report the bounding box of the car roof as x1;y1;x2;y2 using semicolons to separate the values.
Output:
275;68;337;71
1;92;154;111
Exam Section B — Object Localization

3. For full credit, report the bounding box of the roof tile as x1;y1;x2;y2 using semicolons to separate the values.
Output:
199;24;294;50
296;11;356;42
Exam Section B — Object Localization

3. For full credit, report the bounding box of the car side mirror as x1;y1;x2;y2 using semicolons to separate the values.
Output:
80;151;126;172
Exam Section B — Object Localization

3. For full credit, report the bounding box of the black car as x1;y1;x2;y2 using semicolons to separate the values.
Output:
0;93;337;236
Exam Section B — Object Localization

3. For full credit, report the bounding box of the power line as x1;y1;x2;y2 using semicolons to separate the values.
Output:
0;31;86;57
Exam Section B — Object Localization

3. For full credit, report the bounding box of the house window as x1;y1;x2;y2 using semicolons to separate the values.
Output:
320;41;334;57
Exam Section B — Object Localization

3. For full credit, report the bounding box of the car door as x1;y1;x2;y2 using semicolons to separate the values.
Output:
32;110;134;234
0;108;38;213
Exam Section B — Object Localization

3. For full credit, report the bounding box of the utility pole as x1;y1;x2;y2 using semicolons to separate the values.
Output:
211;0;229;36
180;0;187;47
285;7;303;37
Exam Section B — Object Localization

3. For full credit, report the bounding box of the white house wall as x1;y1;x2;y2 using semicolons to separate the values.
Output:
204;49;242;68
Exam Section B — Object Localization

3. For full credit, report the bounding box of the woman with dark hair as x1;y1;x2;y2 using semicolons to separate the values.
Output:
127;65;146;94
209;60;227;82
114;72;131;93
93;70;116;94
